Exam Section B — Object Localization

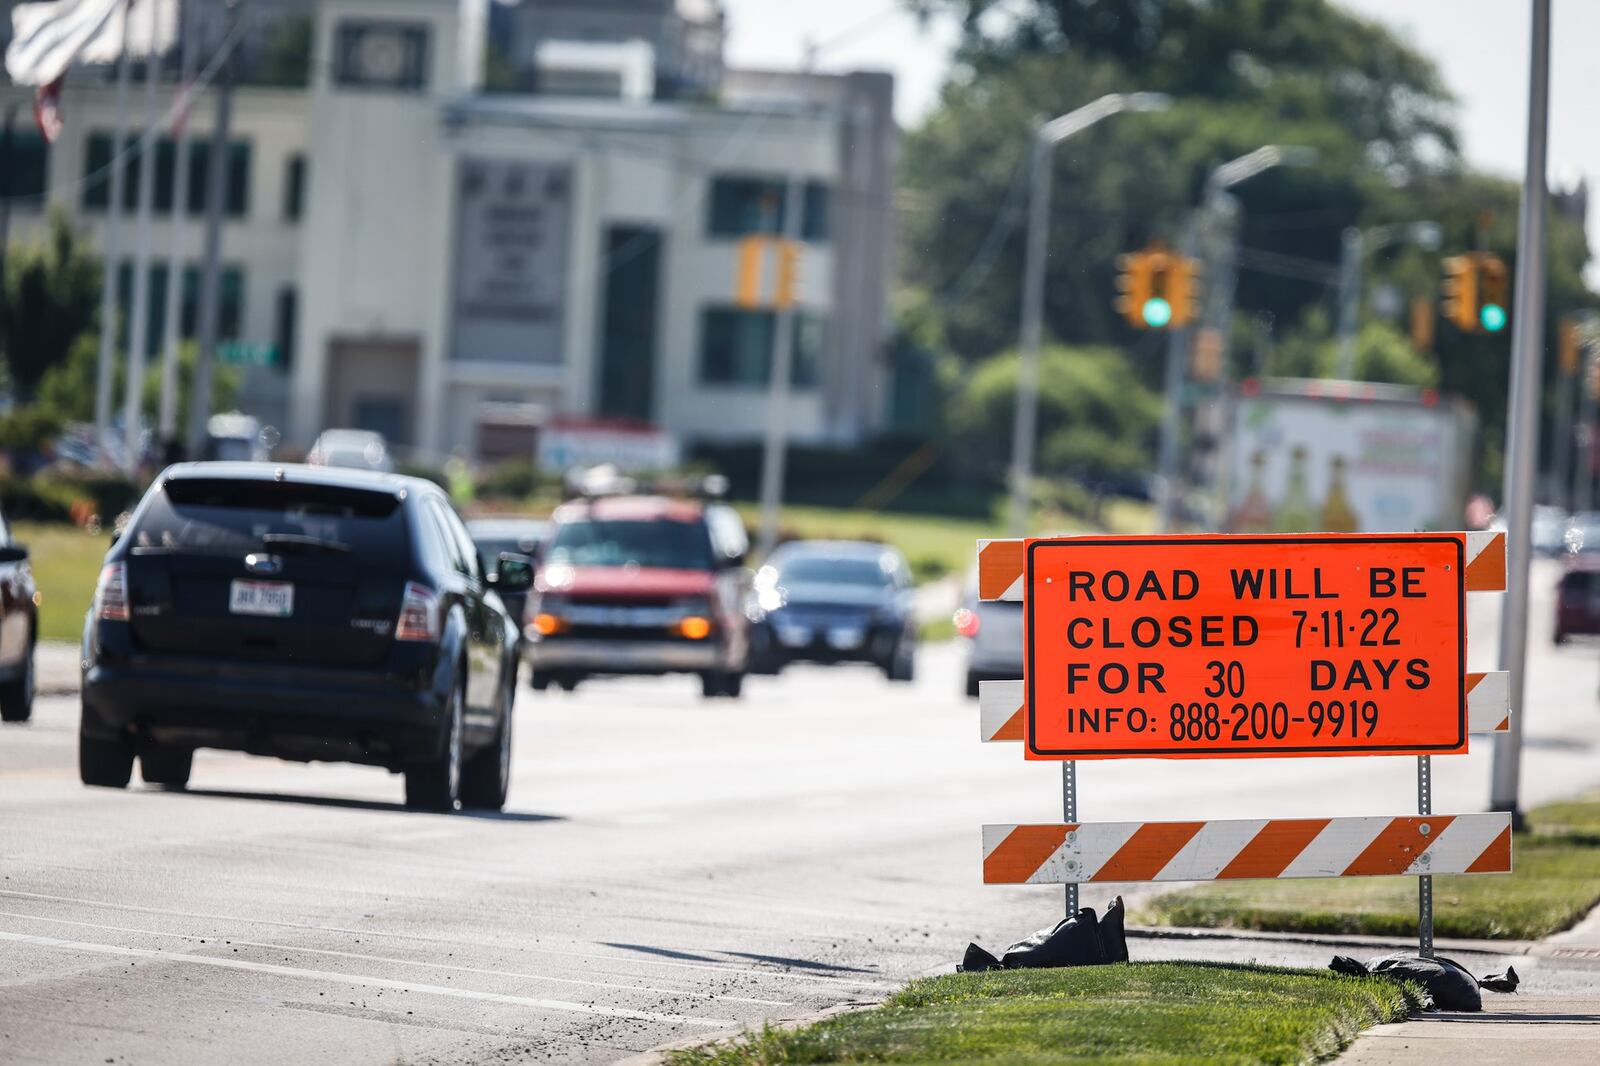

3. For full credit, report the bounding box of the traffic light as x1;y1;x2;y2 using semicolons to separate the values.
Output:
1477;254;1508;333
1114;247;1200;330
1114;251;1153;329
1440;252;1510;334
1440;254;1479;333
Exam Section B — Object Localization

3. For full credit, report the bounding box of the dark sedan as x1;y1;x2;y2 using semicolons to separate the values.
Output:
79;463;529;811
0;508;37;723
752;541;916;681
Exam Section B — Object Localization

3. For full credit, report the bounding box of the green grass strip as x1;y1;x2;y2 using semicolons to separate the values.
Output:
668;962;1419;1065
1142;796;1600;941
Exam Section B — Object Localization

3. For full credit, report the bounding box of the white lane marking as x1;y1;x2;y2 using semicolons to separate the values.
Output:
0;890;894;988
0;910;792;1007
0;930;738;1027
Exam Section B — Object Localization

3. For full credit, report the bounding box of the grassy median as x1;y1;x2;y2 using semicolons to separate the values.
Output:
16;521;109;643
1141;794;1600;941
668;962;1419;1065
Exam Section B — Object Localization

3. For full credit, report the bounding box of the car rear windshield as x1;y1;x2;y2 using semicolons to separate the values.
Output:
779;556;894;587
128;478;410;563
1561;570;1598;592
546;519;713;571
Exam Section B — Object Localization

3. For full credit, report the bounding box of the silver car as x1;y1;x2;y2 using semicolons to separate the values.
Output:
955;570;1023;698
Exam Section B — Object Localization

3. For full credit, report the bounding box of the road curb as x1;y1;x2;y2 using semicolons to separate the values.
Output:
1130;923;1535;957
618;999;886;1066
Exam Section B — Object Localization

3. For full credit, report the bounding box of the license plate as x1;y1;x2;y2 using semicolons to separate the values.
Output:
230;579;294;617
777;625;813;648
826;626;865;650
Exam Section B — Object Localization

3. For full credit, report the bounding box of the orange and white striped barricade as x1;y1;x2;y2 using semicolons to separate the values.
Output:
974;531;1510;957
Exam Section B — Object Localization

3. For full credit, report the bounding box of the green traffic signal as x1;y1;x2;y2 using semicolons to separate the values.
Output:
1142;297;1172;328
1480;303;1507;333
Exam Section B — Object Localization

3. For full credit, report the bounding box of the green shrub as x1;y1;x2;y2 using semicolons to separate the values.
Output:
477;459;550;500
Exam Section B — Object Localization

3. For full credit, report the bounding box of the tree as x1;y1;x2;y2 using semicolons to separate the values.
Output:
36;334;237;432
945;344;1161;491
0;210;101;401
251;16;312;88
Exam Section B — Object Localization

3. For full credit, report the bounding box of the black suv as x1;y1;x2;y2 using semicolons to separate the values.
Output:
79;463;531;812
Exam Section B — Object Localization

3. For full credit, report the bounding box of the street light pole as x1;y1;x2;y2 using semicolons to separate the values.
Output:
1490;0;1552;824
1007;93;1169;536
1334;222;1441;380
1153;146;1316;532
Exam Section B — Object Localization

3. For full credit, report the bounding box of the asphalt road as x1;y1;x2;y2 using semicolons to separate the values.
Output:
3;559;1600;1064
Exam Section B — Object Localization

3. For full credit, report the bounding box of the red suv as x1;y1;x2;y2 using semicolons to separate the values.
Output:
524;495;753;697
1554;559;1600;644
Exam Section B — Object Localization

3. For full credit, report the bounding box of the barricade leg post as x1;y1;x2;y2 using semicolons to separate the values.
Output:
1418;754;1435;958
1063;760;1078;914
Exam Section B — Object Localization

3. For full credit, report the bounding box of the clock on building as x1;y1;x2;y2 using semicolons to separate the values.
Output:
334;21;430;91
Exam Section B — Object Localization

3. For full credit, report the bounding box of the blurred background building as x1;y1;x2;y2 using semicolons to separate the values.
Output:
0;0;899;459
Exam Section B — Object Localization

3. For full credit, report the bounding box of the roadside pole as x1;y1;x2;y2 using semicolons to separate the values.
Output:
122;0;163;473
1551;317;1578;512
1153;219;1198;533
1007;93;1169;537
95;8;135;464
755;174;806;559
1578;344;1597;514
1491;0;1552;824
187;0;239;457
0;104;15;297
1334;227;1363;379
158;6;200;447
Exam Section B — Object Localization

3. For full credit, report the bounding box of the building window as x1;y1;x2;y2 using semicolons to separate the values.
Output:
334;22;430;91
283;154;305;220
114;263;244;355
699;307;822;388
707;177;830;241
274;287;297;371
0;126;48;202
83;133;251;217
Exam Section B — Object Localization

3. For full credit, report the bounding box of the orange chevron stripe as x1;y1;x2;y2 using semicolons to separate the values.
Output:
983;824;1075;884
1215;819;1331;879
1466;826;1513;873
1466;672;1485;692
993;707;1025;741
1091;822;1206;882
977;540;1024;600
1343;816;1455;876
1465;533;1505;591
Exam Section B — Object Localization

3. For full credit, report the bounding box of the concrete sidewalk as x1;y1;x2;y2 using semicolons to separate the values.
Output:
1339;904;1600;1063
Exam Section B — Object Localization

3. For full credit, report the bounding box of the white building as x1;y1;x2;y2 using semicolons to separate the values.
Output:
0;0;898;460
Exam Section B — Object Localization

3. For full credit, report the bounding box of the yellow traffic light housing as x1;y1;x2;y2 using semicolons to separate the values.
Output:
1440;254;1479;333
1115;246;1200;330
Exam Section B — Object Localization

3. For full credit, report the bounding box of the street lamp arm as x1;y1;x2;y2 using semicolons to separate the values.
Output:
1038;92;1171;146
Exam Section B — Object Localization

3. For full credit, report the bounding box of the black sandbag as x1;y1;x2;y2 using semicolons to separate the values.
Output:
1329;952;1517;1012
1001;908;1107;969
1097;895;1129;963
959;942;1004;973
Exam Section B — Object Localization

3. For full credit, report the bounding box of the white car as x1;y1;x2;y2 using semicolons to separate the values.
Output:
954;570;1023;698
308;429;394;473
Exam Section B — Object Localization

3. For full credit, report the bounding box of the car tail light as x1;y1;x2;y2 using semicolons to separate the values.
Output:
531;612;567;636
953;607;980;638
675;615;713;640
95;562;129;622
395;582;440;642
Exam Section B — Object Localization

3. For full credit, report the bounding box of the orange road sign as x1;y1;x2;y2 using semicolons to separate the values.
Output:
1022;534;1466;760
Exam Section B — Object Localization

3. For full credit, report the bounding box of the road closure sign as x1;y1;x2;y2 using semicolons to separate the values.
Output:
1024;535;1465;760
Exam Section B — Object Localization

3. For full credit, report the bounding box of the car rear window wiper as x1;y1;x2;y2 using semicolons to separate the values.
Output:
259;532;352;555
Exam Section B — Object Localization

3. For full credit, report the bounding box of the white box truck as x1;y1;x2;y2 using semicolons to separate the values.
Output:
1225;378;1477;534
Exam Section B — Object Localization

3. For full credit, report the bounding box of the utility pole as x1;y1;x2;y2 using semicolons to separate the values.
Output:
755;173;805;559
1154;219;1199;532
122;0;163;473
1490;0;1552;825
0;104;16;302
188;0;239;457
1577;344;1597;515
1007;93;1170;536
1335;228;1362;379
159;2;200;448
95;7;135;464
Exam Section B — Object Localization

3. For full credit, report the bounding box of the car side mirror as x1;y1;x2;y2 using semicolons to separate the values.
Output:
495;552;535;591
0;545;27;564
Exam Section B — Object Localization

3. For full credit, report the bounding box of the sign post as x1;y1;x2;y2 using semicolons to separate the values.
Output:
976;531;1512;957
